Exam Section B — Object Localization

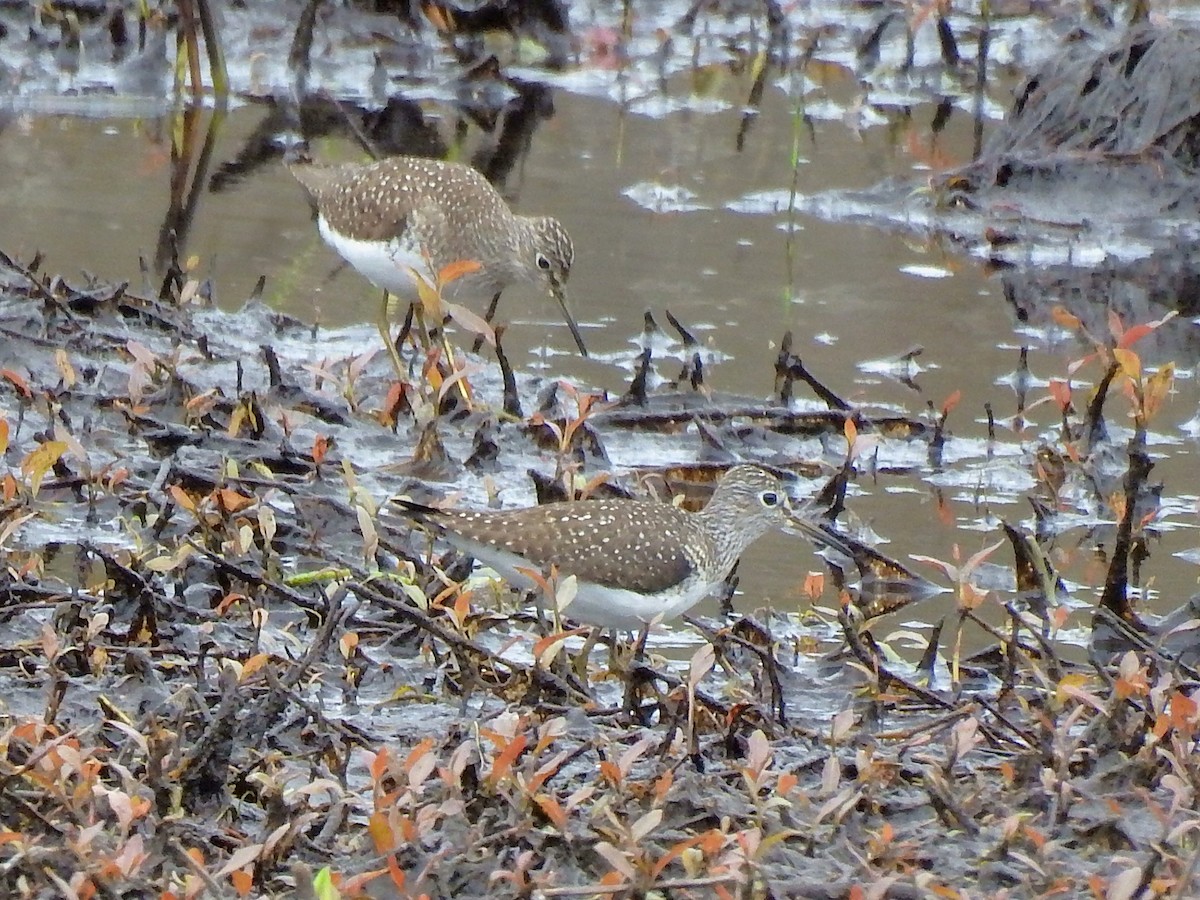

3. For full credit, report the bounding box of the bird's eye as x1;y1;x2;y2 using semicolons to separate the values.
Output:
761;491;780;508
536;253;552;271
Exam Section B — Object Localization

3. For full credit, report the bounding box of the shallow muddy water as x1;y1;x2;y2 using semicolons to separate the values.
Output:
1;0;1198;647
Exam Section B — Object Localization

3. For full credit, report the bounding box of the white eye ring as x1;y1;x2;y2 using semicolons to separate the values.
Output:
761;491;781;508
536;254;552;271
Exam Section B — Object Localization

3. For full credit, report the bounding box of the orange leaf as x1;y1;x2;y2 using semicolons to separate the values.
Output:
312;434;330;465
488;734;528;785
370;747;391;783
438;259;482;286
369;810;396;853
387;854;406;889
1170;691;1198;732
339;868;387;896
1051;306;1082;330
651;833;707;879
1047;379;1072;411
534;794;568;829
240;653;270;680
404;738;435;774
532;627;589;663
215;593;248;615
230;869;253;898
803;571;824;601
941;389;962;416
843;416;858;448
169;485;197;513
654;769;674;802
216;488;255;514
1117;323;1153;349
452;589;471;625
1;369;31;399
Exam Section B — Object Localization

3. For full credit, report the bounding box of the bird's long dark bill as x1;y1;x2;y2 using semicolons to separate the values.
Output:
552;285;589;357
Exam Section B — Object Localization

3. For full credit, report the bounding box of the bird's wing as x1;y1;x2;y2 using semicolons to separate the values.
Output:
442;506;700;595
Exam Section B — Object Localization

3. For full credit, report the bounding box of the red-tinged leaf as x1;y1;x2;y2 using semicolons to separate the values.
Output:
370;747;391;783
698;829;724;855
654;769;674;802
803;571;824;601
534;794;568;829
230;869;253;898
311;434;330;465
941;389;962;416
487;733;527;785
215;593;247;615
1051;307;1082;330
438;259;482;287
527;750;570;794
1047;379;1072;411
1153;712;1171;740
1;369;32;399
2;472;16;502
386;855;406;889
1117;323;1154;349
777;771;797;795
598;760;620;786
926;884;961;899
339;868;387;896
651;833;707;879
1170;691;1198;732
216;488;256;514
0;418;7;456
368;810;396;853
531;628;588;665
398;816;416;843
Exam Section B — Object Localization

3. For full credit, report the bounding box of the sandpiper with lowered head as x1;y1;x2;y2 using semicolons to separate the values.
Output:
288;155;588;360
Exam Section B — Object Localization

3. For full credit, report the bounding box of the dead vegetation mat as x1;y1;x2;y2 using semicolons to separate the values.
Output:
0;256;1197;898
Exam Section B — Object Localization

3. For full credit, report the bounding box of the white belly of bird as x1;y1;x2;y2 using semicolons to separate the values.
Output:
318;216;428;300
451;538;710;630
